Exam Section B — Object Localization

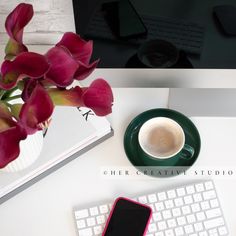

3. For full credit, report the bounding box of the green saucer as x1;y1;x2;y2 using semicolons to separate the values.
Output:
124;109;201;177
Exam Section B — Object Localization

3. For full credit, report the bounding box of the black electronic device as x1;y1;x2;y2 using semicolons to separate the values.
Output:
213;5;236;36
102;197;152;236
102;0;147;39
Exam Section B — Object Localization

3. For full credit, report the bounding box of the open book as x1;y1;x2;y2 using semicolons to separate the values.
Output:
0;107;113;204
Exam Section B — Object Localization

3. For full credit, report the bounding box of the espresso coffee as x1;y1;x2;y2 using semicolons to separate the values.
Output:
138;117;185;159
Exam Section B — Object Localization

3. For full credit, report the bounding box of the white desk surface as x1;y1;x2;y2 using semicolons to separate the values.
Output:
0;88;235;236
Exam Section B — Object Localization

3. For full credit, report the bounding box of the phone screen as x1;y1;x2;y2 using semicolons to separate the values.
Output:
103;198;152;236
102;0;147;39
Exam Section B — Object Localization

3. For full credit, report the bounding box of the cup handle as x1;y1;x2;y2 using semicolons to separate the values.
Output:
180;144;195;160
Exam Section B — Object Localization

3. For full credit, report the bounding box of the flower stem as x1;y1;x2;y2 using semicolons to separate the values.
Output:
1;86;18;100
0;90;5;99
3;95;21;102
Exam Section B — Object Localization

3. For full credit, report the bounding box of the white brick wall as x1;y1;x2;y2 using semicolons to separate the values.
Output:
0;0;75;55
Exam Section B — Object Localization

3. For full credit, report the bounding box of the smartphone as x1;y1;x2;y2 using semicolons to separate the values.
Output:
102;0;148;39
102;197;152;236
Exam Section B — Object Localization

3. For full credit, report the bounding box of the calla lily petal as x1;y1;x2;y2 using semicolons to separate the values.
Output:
56;32;93;64
5;39;28;60
5;3;33;58
0;52;49;90
0;102;16;132
45;47;78;87
0;102;12;119
21;79;38;102
48;79;113;116
75;60;99;81
0;125;27;168
19;84;54;134
48;87;83;106
82;79;113;116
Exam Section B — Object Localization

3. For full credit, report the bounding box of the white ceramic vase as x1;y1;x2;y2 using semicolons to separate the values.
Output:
2;131;44;172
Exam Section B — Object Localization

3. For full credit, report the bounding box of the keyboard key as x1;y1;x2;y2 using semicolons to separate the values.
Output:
172;208;181;217
191;203;200;212
75;209;89;219
96;215;105;224
209;228;217;234
206;208;221;219
165;229;174;236
78;228;93;236
201;201;210;210
86;217;96;227
139;196;148;204
149;204;155;211
205;181;214;190
155;232;164;236
186;185;195;194
165;200;174;209
148;194;158;203
187;214;196;224
162;210;171;219
158;192;167;201
184;195;193;204
108;203;112;210
196;212;206;221
175;227;184;236
99;205;109;214
218;226;228;235
153;212;162;222
177;216;186;226
155;202;164;211
199;231;208;236
167;219;176;228
158;221;167;230
193;193;203;202
167;190;176;199
184;224;194;234
194;222;203;232
210;199;219;208
77;219;86;229
195;183;204;192
174;198;184;207
182;205;191;215
89;207;99;216
148;223;157;232
204;217;224;229
93;226;103;235
203;190;216;200
176;188;186;197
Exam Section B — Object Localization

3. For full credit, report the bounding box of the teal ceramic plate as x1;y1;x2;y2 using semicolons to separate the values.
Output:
124;109;201;177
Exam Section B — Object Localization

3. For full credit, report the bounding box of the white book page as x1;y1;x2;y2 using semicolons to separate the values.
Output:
0;106;110;197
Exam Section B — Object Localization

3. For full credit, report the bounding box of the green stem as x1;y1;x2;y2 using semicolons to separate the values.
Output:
3;95;21;102
1;86;18;100
0;90;5;99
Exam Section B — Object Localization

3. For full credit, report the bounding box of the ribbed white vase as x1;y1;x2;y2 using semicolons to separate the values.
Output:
2;131;44;172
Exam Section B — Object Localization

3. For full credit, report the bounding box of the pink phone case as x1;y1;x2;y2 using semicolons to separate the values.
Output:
102;197;153;236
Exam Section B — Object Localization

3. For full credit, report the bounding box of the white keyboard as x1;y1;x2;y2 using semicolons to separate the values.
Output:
74;180;228;236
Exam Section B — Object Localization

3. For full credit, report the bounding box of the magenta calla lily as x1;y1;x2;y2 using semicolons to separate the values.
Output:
56;32;99;81
19;84;54;134
48;79;113;116
0;125;27;168
0;52;50;90
5;3;33;58
45;47;78;87
0;3;113;169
